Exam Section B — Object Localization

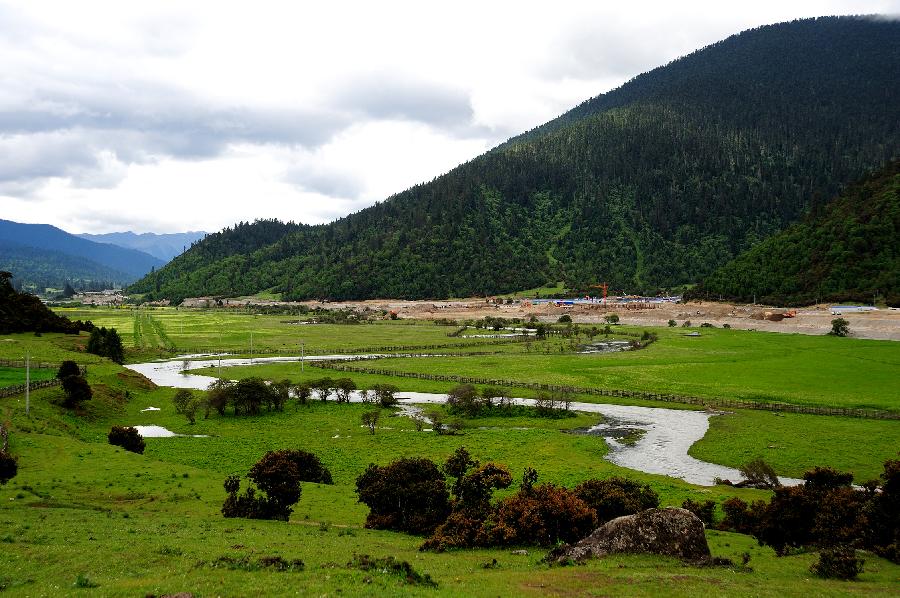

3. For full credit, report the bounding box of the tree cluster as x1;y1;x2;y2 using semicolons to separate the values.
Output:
0;271;90;334
86;327;124;364
222;449;333;521
356;447;660;551
107;426;145;454
718;461;900;569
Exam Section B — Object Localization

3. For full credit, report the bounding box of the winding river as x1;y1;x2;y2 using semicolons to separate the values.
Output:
126;355;801;487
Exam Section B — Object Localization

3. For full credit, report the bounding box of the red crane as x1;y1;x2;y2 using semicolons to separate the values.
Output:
590;283;608;305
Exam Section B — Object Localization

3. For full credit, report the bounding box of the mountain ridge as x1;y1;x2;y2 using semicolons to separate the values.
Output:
130;16;900;302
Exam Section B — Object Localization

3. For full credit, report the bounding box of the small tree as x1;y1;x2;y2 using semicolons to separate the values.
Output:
205;379;234;417
830;318;850;337
427;409;447;435
604;314;619;324
107;426;145;454
270;379;292;411
739;458;781;489
362;410;380;434
335;378;356;403
0;424;18;485
446;384;481;417
294;382;312;406
172;389;200;424
668;319;677;327
557;314;572;323
62;375;92;408
56;360;80;379
355;457;450;534
372;384;399;407
310;377;334;402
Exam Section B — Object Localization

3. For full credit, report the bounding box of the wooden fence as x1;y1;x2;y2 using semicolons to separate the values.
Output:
0;378;62;398
315;362;900;421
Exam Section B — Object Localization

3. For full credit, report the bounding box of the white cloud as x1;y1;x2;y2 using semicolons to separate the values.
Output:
0;0;897;233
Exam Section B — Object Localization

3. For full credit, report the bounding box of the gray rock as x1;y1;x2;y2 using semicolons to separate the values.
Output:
548;507;711;564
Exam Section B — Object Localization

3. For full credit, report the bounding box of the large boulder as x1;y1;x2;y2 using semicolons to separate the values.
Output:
549;507;711;564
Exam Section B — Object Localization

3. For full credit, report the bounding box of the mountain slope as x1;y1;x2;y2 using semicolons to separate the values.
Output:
0;240;132;291
131;16;900;302
690;161;900;306
77;231;208;262
0;220;163;282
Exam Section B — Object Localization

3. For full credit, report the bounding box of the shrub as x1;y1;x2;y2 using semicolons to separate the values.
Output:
172;389;200;424
205;379;234;416
349;554;436;587
355;458;450;535
61;375;92;408
810;546;864;580
56;360;80;379
829;318;850;337
668;319;677;327
755;486;815;555
231;378;274;415
573;477;659;523
489;484;597;547
557;314;572;323
371;383;398;407
294;382;312;406
335;378;356;403
0;452;16;485
682;499;716;526
682;320;692;327
107;426;145;454
446;384;483;417
223;450;310;521
738;458;781;489
604;314;619;324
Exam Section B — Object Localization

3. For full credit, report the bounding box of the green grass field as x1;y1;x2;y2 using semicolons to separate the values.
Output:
356;326;900;411
1;317;898;595
0;366;55;388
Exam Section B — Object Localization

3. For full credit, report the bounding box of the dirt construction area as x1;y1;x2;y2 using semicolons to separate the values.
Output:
304;299;900;341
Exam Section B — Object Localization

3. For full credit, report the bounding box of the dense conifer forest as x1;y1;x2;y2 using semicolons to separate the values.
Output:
129;17;900;302
690;161;900;306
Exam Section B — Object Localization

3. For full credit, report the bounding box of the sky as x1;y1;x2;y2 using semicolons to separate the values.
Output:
1;1;898;234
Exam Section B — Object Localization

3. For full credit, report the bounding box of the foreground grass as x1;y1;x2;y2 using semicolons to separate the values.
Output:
1;328;898;595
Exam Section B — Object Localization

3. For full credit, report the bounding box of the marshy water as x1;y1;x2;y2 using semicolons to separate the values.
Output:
127;355;801;487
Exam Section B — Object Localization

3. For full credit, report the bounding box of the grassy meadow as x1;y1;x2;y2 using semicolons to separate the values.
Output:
0;310;898;595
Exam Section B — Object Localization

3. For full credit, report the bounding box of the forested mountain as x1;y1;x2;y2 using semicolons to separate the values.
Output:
131;16;900;302
77;230;208;262
0;220;163;284
690;161;900;306
0;271;84;334
0;240;131;292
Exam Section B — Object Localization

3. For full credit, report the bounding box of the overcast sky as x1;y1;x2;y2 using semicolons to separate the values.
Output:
1;1;897;234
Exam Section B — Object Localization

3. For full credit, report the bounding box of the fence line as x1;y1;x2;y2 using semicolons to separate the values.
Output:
0;359;60;370
314;362;900;421
0;378;62;398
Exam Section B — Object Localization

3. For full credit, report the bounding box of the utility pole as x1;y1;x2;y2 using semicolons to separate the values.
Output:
25;352;30;416
300;341;305;374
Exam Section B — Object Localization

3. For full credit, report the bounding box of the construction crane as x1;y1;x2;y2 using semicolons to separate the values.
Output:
590;283;608;305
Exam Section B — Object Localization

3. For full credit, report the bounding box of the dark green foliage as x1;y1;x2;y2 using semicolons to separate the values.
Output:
557;314;572;323
172;389;200;424
361;410;379;434
86;327;124;364
56;360;80;379
334;378;356;403
371;383;398;407
61;375;92;408
573;477;660;523
293;382;312;406
230;378;274;415
205;554;305;572
0;271;84;334
131;18;900;302
694;161;900;306
222;449;325;521
349;554;436;587
682;499;717;526
0;452;17;486
738;458;781;489
810;547;864;580
107;426;145;454
355;458;450;535
830;318;850;337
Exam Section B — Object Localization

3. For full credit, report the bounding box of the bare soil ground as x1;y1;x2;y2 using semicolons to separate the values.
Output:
300;298;900;341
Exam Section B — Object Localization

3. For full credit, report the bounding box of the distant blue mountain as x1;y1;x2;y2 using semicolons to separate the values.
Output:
0;239;132;290
77;230;208;262
0;219;164;281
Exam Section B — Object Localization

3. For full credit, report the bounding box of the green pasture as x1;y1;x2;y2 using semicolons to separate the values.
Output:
0;323;898;595
0;366;55;388
359;326;900;411
54;307;535;354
